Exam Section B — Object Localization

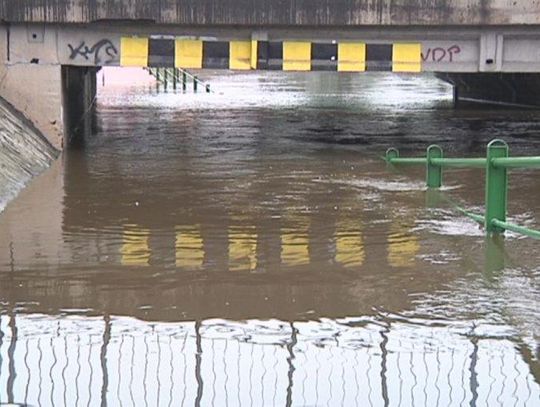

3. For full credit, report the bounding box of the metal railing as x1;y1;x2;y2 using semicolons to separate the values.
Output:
385;139;540;239
145;67;211;93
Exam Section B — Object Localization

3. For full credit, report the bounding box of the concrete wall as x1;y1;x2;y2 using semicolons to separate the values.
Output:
0;0;539;26
0;97;58;214
0;26;64;149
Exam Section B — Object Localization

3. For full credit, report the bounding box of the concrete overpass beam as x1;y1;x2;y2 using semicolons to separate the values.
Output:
479;32;504;72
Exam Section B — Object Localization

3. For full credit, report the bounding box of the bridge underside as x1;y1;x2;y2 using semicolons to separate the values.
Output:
3;22;540;148
438;73;540;107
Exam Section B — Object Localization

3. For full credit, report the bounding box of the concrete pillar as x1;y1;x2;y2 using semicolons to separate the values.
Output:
61;65;98;147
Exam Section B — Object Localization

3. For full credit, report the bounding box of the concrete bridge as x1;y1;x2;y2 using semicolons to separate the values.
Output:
1;0;540;148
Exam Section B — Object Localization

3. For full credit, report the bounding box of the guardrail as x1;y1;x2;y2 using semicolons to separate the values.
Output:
385;139;540;239
145;67;211;93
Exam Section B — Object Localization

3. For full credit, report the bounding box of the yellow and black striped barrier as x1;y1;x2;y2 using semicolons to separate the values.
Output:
120;37;422;72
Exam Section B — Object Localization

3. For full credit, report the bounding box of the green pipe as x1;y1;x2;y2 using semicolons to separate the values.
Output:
460;209;485;224
388;157;487;168
491;219;540;239
453;202;485;224
492;157;540;168
430;158;487;168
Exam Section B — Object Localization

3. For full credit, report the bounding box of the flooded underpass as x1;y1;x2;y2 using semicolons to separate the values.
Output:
0;71;539;406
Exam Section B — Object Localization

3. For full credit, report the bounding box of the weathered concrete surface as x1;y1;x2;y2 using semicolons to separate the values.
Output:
0;64;64;149
0;26;64;149
0;97;58;213
0;0;539;25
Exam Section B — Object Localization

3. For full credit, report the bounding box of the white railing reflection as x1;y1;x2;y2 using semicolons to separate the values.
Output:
0;314;538;406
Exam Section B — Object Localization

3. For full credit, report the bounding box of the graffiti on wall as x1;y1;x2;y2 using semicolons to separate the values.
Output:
68;39;118;65
421;44;461;63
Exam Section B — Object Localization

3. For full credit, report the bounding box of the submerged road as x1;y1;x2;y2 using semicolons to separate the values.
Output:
0;71;539;405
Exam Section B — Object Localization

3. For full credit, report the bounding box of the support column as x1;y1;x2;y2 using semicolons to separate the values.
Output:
61;65;99;147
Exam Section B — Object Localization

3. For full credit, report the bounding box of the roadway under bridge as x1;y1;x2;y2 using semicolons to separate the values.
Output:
1;1;540;148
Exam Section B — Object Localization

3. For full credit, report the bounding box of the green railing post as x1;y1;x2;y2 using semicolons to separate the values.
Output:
164;68;168;91
425;189;443;208
193;76;198;93
383;139;540;240
485;139;509;233
426;145;443;188
182;71;187;91
485;235;505;276
385;148;399;162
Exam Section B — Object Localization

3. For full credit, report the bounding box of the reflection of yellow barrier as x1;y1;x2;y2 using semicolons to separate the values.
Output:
176;226;204;269
335;230;365;267
281;232;309;266
229;228;257;271
387;223;420;267
121;225;150;266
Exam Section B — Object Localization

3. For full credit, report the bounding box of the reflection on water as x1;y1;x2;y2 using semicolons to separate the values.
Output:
0;314;538;406
1;71;540;405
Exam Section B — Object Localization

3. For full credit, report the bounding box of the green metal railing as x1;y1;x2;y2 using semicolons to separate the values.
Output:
385;139;540;239
145;67;212;93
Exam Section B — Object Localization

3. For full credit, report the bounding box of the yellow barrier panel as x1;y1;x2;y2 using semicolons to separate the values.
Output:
175;226;204;269
387;223;420;267
335;230;365;267
338;43;366;72
121;225;150;266
250;40;258;69
229;228;257;271
392;43;422;73
283;42;311;71
175;39;203;69
120;37;149;67
230;41;251;70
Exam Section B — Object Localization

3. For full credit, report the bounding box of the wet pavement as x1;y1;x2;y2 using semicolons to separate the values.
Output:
0;71;539;406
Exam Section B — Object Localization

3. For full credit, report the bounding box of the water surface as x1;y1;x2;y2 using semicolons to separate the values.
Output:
0;71;539;406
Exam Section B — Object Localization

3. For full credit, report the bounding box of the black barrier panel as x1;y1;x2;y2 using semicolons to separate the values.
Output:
311;43;338;71
148;39;175;67
366;44;392;71
257;41;283;70
203;41;230;69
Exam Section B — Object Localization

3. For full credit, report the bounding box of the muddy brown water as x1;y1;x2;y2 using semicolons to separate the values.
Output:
0;72;539;406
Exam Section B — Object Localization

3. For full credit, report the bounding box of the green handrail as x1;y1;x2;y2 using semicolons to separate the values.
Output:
491;219;540;239
430;158;487;168
492;156;540;168
385;157;487;167
385;139;540;240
